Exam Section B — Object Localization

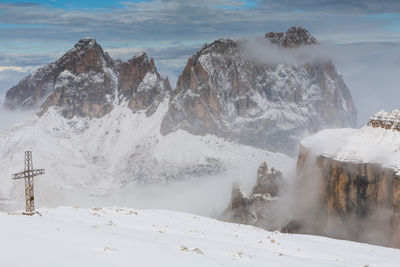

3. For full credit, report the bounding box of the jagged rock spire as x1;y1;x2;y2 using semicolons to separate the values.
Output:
253;162;282;196
221;162;284;227
265;26;318;48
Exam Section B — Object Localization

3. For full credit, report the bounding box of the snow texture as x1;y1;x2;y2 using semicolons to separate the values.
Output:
301;111;400;174
1;207;399;267
0;100;291;214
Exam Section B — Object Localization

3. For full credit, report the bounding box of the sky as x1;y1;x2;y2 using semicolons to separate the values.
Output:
0;0;399;125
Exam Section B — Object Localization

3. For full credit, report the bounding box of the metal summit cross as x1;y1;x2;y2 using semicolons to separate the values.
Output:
12;151;45;215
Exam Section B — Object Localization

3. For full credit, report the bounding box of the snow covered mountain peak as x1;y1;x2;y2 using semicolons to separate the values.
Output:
57;36;113;76
70;37;103;57
76;36;97;46
4;38;170;118
161;27;356;155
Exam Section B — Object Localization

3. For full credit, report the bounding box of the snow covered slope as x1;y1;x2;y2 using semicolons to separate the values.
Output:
0;100;291;214
1;207;399;267
301;110;400;174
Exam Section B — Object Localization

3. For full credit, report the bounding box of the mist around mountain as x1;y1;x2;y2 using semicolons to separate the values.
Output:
161;28;356;155
1;26;399;264
0;27;357;225
4;27;357;156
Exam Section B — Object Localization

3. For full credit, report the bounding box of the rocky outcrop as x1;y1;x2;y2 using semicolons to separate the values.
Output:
220;162;284;228
161;27;356;155
297;149;400;247
295;125;400;247
367;109;400;131
317;156;397;217
119;53;171;115
5;38;170;118
252;162;281;196
265;26;318;48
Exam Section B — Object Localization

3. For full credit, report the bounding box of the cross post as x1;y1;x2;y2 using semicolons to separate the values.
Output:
12;151;45;215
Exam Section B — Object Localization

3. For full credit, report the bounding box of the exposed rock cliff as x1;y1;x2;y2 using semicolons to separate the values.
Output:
161;27;356;155
4;38;170;118
220;162;284;228
296;110;400;247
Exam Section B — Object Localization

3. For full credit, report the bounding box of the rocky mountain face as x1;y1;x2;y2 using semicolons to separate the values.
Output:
220;162;285;228
4;37;171;118
316;155;400;247
4;29;356;156
0;36;294;212
295;111;400;248
161;27;356;155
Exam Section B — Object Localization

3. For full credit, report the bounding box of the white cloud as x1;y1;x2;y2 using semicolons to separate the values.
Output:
0;66;36;72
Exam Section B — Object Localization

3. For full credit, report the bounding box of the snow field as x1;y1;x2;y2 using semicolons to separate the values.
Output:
1;207;399;267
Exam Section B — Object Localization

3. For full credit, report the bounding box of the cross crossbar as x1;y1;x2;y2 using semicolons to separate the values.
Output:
12;169;45;179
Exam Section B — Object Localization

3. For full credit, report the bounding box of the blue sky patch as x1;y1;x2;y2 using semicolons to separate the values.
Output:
214;0;258;10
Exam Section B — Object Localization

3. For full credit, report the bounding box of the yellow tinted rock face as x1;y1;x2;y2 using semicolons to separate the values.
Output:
298;145;400;247
393;177;400;246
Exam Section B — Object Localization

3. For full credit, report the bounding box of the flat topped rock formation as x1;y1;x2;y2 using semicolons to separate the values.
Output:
161;27;356;155
4;37;171;118
297;109;400;247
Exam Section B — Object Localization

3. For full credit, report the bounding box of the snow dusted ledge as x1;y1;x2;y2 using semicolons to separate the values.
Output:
368;109;400;131
0;207;399;266
301;110;400;175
